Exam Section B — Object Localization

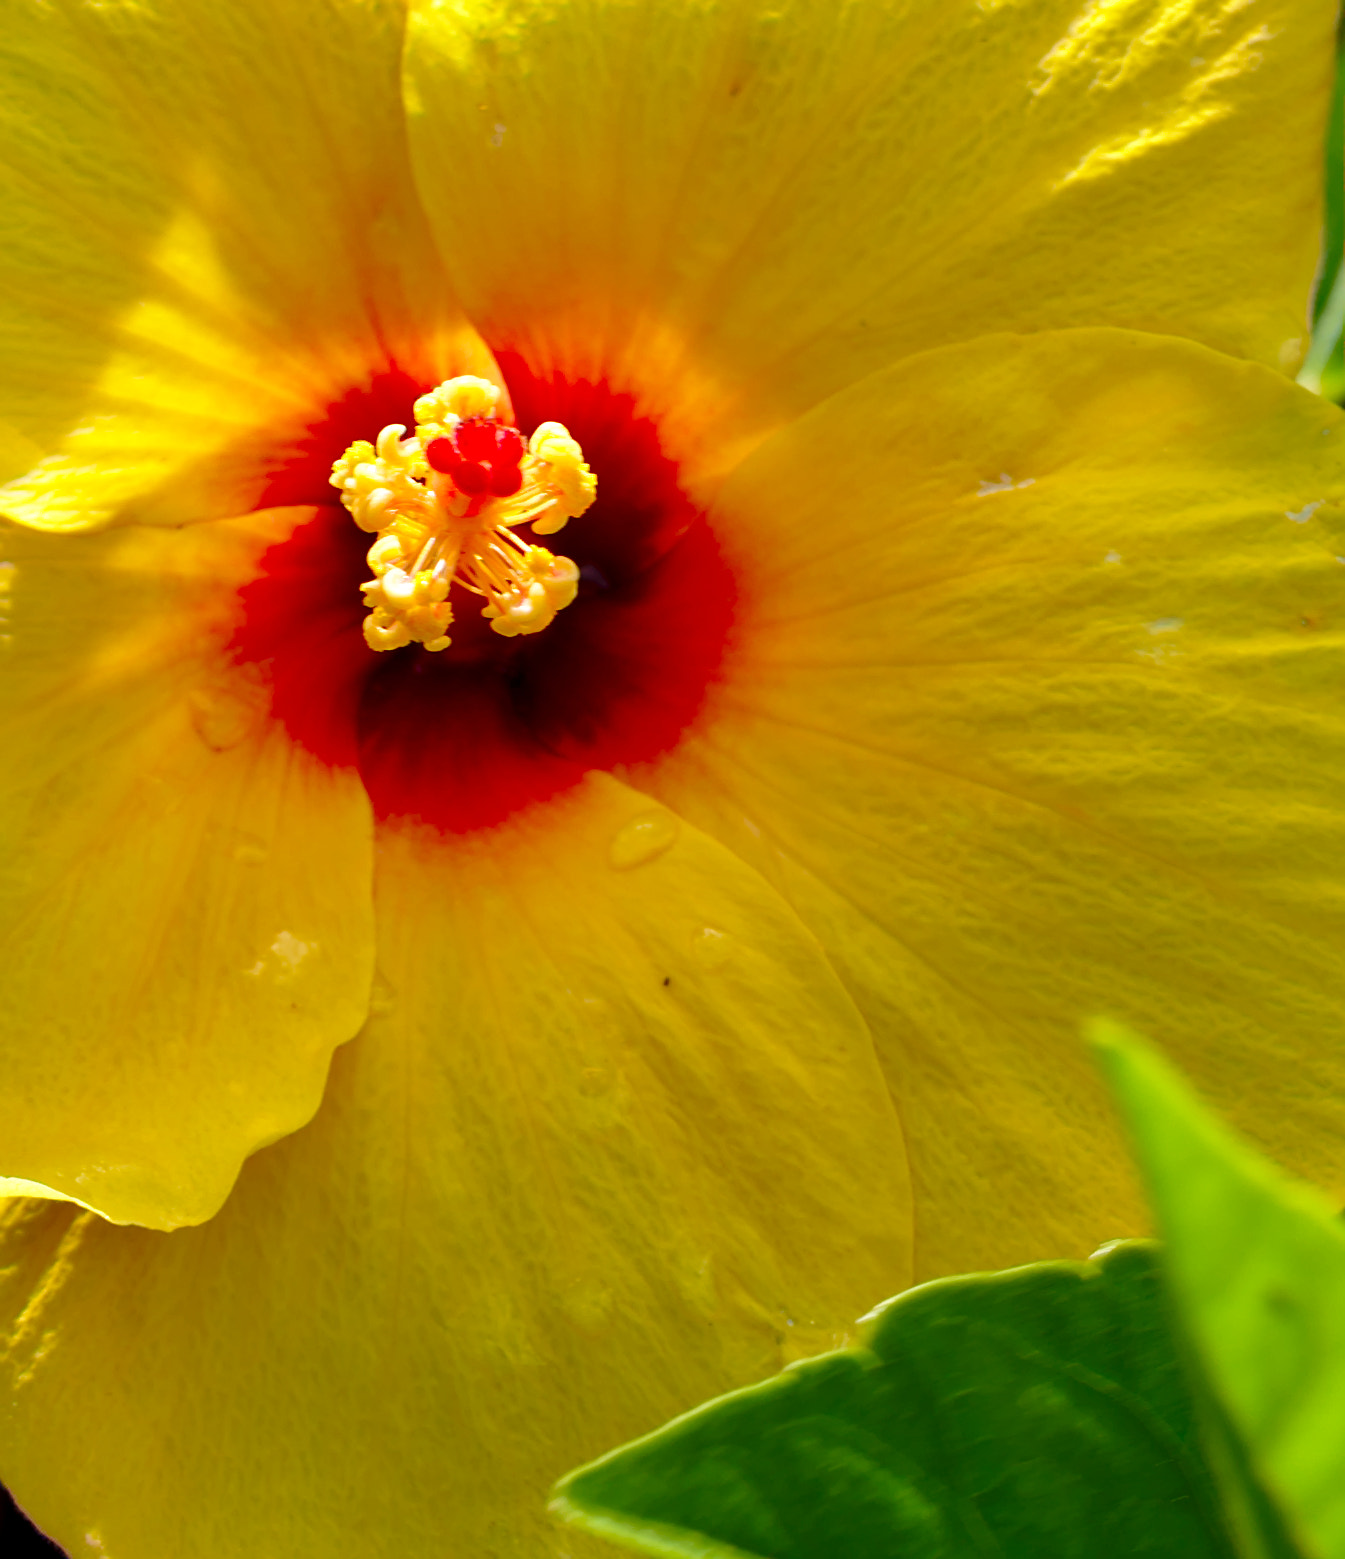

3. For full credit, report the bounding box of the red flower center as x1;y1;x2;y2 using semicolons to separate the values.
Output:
423;416;526;498
233;355;736;833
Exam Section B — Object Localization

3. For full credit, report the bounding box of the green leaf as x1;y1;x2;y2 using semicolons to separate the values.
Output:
552;1241;1236;1559
1301;17;1345;402
1321;31;1345;329
1092;1019;1345;1559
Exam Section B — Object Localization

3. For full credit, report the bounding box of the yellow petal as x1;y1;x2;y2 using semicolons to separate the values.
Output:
0;774;910;1558
0;0;492;532
404;0;1333;473
646;327;1345;1283
0;512;374;1228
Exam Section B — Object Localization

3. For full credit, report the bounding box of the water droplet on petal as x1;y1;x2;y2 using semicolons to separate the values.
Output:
0;560;16;650
577;1066;612;1097
231;835;268;866
244;930;314;983
270;930;312;972
609;810;679;869
559;1279;613;1326
189;684;262;751
690;927;731;969
1286;501;1323;524
577;994;620;1042
977;472;1015;495
368;972;396;1017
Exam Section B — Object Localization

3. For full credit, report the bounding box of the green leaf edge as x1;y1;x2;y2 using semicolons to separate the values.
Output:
550;1243;1185;1559
1087;1016;1345;1559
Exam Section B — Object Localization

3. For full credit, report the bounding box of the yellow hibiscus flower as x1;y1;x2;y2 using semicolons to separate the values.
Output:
2;0;1344;1554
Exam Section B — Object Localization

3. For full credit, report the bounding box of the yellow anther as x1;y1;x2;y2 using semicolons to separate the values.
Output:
483;549;581;638
330;426;434;534
366;534;406;574
518;424;599;536
412;375;501;429
330;376;597;652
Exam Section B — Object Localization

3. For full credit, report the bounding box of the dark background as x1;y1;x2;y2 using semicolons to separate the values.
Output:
1;1483;66;1556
